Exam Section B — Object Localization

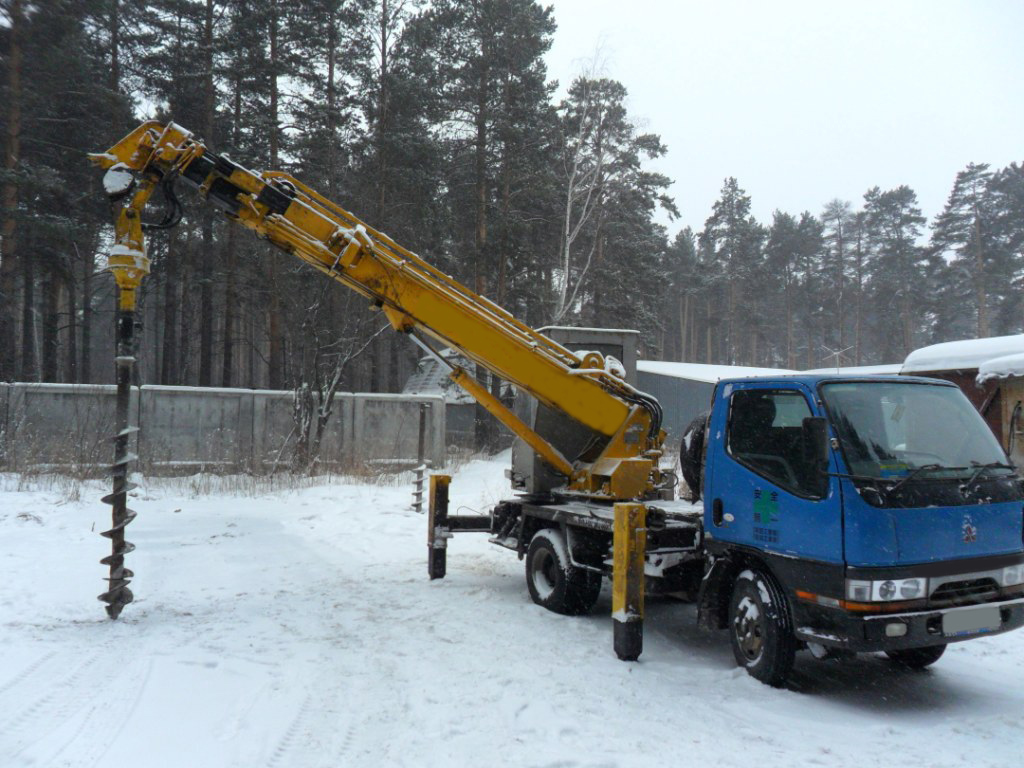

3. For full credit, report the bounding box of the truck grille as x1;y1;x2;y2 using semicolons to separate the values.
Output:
930;578;999;605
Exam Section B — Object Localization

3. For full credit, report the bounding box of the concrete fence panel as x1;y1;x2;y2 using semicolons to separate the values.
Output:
2;384;138;471
138;386;253;472
352;394;445;469
252;390;298;471
0;383;9;461
0;384;445;475
315;394;356;469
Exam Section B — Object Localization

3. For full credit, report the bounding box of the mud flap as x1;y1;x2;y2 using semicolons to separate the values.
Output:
697;555;733;631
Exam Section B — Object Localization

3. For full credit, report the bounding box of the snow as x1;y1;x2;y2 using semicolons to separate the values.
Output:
737;596;760;622
102;164;134;196
573;349;627;379
638;361;799;383
902;334;1024;374
3;456;1024;767
539;325;640;336
106;243;148;271
976;353;1024;384
604;355;627;379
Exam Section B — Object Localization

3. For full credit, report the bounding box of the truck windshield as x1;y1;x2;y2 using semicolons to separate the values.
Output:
820;381;1011;480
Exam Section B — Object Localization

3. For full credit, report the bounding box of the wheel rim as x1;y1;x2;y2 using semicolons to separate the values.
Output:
734;595;764;663
531;548;557;600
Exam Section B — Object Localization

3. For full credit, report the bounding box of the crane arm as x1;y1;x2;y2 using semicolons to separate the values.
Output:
91;121;665;499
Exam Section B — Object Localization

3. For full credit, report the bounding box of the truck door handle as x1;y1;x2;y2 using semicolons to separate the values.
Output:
712;498;724;527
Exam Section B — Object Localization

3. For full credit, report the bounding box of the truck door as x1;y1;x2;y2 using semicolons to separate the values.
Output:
704;382;843;564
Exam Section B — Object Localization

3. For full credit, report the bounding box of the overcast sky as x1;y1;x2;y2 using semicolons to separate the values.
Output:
544;0;1024;239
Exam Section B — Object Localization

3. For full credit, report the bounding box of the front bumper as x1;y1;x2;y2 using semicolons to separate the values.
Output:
795;596;1024;652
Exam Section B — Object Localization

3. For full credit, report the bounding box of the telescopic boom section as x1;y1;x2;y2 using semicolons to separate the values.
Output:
91;121;666;499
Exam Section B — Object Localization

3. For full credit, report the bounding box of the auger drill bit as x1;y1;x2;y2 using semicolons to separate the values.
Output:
98;312;140;619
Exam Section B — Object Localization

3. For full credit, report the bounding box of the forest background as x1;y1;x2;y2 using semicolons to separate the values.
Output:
1;0;1022;402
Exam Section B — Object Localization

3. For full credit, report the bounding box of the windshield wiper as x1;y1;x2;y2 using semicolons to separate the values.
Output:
888;464;966;494
961;461;1016;490
824;470;899;484
826;463;998;498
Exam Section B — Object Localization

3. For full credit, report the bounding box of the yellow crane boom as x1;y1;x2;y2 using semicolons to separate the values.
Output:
91;121;665;500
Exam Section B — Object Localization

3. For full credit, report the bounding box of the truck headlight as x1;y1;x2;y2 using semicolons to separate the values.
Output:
1002;564;1024;586
846;580;871;601
899;578;924;599
846;577;927;602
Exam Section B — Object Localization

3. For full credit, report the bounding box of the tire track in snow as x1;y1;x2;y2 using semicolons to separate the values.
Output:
0;651;106;760
8;656;153;768
265;692;313;768
0;651;57;700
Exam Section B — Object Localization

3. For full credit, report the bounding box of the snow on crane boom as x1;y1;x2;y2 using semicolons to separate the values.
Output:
89;121;667;617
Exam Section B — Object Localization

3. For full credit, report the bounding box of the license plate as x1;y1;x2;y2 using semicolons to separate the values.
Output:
943;605;1001;636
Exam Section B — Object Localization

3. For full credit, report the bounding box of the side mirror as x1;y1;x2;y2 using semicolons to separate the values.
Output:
802;416;830;497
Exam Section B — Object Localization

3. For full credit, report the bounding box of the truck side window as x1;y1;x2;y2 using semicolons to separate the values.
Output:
727;389;820;497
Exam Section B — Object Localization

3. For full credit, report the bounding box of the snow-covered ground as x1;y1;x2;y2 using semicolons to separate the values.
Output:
2;454;1023;768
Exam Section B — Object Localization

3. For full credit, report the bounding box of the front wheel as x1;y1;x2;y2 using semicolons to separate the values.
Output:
525;528;602;616
729;569;797;687
886;644;946;669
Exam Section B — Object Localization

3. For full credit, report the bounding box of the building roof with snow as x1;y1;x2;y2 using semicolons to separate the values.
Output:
637;360;799;384
901;334;1024;374
976;352;1024;384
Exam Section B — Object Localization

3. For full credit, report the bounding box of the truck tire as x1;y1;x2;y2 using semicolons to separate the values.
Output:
885;644;946;669
728;569;797;687
525;528;602;616
679;411;709;501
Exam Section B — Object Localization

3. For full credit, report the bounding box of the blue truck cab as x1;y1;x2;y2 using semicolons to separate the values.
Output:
696;374;1024;684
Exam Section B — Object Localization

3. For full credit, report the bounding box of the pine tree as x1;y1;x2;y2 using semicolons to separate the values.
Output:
930;163;999;338
0;0;25;381
699;178;762;364
793;212;826;368
766;212;802;368
821;198;852;355
986;163;1024;334
863;185;927;360
664;228;699;361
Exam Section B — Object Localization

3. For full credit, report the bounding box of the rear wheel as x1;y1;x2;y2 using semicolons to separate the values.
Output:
525;528;602;616
728;569;797;687
886;644;946;669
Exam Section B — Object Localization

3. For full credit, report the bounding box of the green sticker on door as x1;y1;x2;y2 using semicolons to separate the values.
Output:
753;489;779;525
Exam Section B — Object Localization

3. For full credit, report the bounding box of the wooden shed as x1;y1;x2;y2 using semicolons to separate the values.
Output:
901;334;1024;448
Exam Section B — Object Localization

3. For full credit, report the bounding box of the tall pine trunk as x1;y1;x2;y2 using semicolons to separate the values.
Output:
221;71;244;388
221;229;236;387
785;273;794;368
679;293;688;360
854;229;864;365
375;0;390;220
161;235;180;384
266;2;285;389
472;45;491;448
705;298;712;364
42;255;60;381
0;0;23;381
64;269;78;382
199;0;215;386
973;201;988;337
20;254;35;380
835;225;846;351
81;247;94;382
473;65;489;295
